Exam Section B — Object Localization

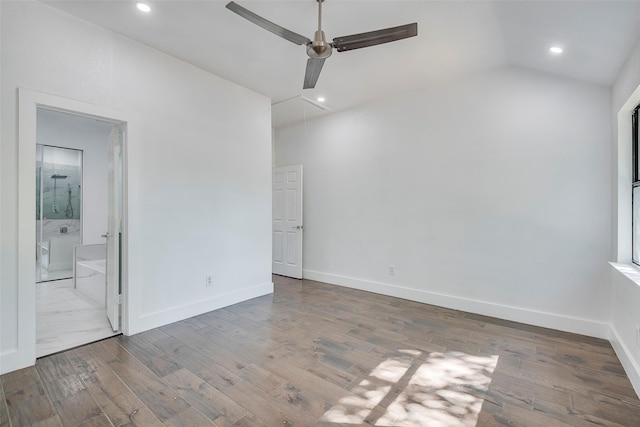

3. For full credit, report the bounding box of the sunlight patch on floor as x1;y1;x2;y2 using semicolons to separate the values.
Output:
320;350;499;426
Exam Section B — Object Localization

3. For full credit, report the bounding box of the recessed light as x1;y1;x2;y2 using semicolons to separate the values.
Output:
317;97;325;103
136;2;151;13
549;46;563;54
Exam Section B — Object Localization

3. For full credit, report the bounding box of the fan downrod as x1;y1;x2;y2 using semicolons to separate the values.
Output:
307;0;332;59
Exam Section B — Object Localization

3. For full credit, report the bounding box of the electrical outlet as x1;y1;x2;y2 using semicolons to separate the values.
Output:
205;275;214;287
388;265;395;276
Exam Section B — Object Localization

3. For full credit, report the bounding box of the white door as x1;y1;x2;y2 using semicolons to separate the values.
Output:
105;124;123;332
273;165;303;278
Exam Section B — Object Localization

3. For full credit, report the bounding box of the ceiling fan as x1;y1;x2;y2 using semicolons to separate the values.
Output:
226;0;418;89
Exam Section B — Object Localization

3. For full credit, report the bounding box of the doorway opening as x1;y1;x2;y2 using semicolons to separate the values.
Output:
13;88;134;369
34;107;124;357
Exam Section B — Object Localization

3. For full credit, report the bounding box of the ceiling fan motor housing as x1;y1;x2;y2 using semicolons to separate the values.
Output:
307;30;333;59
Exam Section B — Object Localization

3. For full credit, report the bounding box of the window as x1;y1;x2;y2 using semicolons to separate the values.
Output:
633;105;640;264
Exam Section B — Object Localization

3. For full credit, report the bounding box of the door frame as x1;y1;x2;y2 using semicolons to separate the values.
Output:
17;88;138;366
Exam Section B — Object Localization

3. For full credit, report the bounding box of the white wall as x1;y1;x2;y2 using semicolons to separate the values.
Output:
0;0;4;378
37;108;111;245
275;66;612;338
1;1;272;374
610;266;640;396
610;34;640;397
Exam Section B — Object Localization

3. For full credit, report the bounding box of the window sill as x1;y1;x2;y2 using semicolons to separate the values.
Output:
610;262;640;287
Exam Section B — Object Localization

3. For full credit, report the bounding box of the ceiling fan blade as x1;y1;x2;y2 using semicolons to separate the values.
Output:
333;23;418;52
303;58;326;89
226;2;311;46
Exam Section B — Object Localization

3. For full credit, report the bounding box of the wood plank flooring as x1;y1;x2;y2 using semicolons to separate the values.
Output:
2;274;640;426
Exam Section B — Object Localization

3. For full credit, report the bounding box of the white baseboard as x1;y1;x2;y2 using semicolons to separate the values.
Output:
303;270;609;339
128;281;274;335
0;348;34;376
609;325;640;398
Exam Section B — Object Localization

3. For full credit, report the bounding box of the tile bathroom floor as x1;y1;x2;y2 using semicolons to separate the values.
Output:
38;267;73;282
36;279;119;357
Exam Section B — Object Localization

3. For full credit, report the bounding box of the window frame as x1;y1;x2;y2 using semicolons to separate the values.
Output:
632;104;640;265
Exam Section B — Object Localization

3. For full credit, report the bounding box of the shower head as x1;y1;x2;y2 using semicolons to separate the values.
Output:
51;174;67;179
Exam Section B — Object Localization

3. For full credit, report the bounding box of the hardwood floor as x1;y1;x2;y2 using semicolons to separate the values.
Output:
2;275;640;426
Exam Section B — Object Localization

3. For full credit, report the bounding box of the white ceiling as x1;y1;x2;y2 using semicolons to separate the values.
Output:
44;0;640;127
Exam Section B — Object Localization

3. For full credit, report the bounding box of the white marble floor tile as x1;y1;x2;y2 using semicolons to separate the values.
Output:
36;279;118;357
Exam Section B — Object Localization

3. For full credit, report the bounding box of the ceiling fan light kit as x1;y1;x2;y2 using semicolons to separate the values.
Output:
226;0;418;89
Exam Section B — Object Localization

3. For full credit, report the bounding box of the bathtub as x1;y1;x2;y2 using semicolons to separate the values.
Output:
77;259;106;275
73;244;106;307
47;234;81;271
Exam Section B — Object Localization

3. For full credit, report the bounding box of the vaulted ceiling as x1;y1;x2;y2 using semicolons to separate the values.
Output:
44;0;640;127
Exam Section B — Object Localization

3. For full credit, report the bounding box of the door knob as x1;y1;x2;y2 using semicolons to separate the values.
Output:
292;225;304;230
101;233;109;238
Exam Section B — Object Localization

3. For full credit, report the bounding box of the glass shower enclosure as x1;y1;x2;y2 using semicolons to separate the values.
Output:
36;144;83;282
